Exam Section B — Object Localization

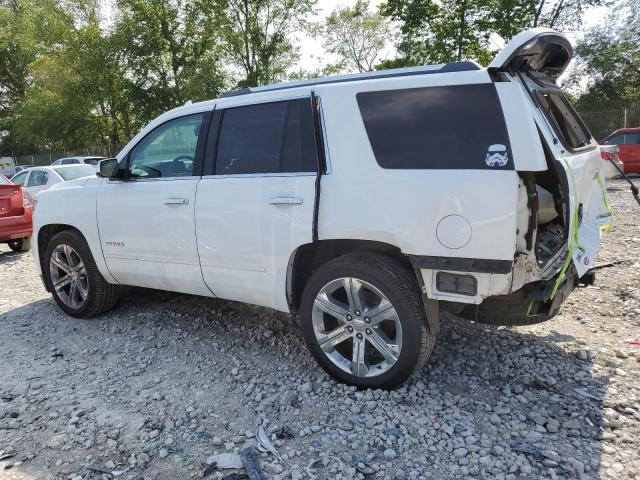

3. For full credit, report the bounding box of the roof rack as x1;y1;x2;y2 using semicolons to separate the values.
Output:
220;61;481;98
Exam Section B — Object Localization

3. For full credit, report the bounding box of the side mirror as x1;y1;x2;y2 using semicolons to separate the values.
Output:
97;158;119;178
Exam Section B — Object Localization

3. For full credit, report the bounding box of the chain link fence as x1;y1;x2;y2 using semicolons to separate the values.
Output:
12;144;125;167
577;108;640;142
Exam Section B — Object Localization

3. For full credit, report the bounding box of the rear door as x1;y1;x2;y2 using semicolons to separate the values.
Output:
490;28;609;276
195;97;318;311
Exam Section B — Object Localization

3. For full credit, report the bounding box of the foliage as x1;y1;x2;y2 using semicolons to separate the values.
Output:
212;0;316;87
380;0;495;65
115;0;227;120
379;0;607;67
570;0;639;115
323;0;392;73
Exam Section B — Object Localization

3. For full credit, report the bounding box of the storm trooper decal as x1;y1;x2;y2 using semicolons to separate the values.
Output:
486;144;509;167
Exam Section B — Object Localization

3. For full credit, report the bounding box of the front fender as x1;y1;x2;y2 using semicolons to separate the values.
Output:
33;179;118;284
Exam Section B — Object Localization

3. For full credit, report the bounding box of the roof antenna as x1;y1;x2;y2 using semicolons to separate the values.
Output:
184;100;192;106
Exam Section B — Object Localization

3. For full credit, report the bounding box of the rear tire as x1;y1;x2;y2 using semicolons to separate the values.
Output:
43;230;120;318
299;252;436;389
8;237;30;252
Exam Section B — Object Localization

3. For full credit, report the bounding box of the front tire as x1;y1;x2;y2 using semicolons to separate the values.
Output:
43;230;120;318
299;252;436;389
8;237;30;252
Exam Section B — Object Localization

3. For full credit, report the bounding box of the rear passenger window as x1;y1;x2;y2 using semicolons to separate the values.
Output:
357;84;513;170
26;170;49;186
215;99;317;175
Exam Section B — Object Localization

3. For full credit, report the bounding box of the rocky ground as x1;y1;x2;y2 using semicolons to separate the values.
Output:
1;178;639;480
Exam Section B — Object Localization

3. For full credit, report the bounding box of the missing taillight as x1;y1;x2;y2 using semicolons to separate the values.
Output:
436;272;477;296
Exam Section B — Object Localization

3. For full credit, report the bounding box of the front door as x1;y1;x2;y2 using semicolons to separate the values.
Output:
97;112;213;296
195;98;319;311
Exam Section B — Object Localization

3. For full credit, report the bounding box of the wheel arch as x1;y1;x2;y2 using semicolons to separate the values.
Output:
286;239;413;314
37;223;118;286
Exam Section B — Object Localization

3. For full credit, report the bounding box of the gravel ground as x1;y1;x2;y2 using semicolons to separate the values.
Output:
1;178;639;480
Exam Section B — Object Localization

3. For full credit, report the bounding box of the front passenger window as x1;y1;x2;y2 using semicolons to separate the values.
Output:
129;114;204;178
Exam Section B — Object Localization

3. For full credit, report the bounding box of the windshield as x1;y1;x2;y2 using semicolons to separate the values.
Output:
56;165;96;181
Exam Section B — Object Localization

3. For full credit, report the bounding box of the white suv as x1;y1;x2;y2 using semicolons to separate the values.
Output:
33;29;611;389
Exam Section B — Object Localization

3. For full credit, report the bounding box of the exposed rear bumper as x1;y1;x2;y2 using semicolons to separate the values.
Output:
0;213;33;242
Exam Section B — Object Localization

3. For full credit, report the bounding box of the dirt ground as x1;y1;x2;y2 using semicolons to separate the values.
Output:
1;178;639;480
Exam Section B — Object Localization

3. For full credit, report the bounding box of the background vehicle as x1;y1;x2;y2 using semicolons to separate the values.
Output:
33;28;610;389
14;165;34;174
0;174;33;252
51;156;106;166
10;164;97;196
602;128;640;173
600;145;624;179
0;157;16;177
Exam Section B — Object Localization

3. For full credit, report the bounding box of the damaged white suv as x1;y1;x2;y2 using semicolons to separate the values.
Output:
33;29;611;389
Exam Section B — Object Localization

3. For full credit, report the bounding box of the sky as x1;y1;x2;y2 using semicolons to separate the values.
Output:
294;0;610;71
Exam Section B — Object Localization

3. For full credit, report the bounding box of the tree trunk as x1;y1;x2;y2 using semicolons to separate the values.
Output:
457;0;467;62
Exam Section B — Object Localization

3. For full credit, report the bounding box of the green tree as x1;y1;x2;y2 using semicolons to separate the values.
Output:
6;0;138;152
567;0;639;138
115;0;228;121
212;0;317;87
380;0;496;66
379;0;607;68
323;0;392;73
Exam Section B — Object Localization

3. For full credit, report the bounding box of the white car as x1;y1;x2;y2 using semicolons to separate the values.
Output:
32;29;611;389
51;156;106;166
11;165;97;196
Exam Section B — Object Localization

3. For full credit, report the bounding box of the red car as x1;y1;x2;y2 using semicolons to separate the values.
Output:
0;174;33;252
602;127;640;173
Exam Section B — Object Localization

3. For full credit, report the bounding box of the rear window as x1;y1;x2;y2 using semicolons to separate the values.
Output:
56;165;96;181
0;176;9;185
11;171;28;185
83;158;103;165
536;92;592;150
215;99;317;175
356;84;513;170
608;132;639;146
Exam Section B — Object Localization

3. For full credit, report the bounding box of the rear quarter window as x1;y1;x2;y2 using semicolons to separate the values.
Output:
356;84;513;170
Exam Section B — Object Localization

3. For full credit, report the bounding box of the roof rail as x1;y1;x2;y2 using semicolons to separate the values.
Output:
219;61;481;98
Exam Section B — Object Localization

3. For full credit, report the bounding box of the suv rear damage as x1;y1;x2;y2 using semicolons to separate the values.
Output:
454;28;611;325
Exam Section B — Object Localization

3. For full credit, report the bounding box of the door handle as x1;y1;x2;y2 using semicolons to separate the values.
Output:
269;197;303;205
163;197;189;205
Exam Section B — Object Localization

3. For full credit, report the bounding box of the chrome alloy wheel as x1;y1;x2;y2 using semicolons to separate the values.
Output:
49;244;88;309
311;277;403;378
